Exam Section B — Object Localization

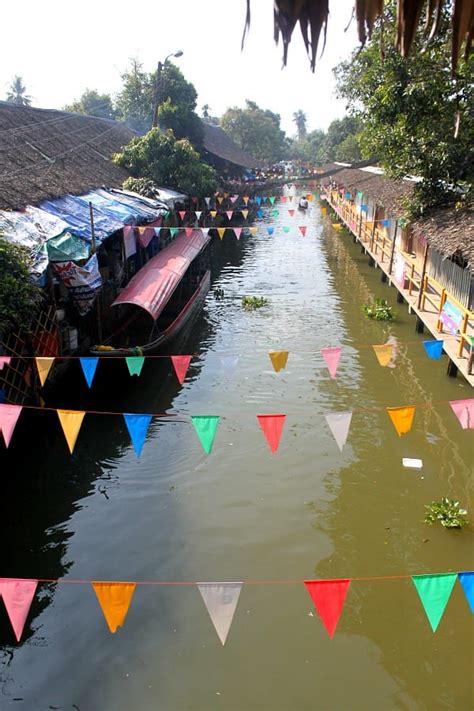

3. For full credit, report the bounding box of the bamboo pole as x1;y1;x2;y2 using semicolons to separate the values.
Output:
89;202;103;343
388;224;398;274
417;244;429;310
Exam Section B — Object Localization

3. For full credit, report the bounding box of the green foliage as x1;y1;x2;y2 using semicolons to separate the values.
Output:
6;76;32;106
155;63;204;148
424;498;468;529
334;2;473;215
362;298;395;321
241;295;269;310
114;128;217;197
287;117;362;164
64;89;117;120
122;177;159;198
0;240;41;332
221;100;286;162
115;58;154;134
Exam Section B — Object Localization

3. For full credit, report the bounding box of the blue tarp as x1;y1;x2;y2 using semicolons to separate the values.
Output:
104;189;168;219
76;191;140;224
39;195;124;242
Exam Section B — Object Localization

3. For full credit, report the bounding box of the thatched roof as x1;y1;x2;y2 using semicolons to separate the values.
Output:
0;102;135;211
412;207;474;273
202;122;261;169
321;164;416;215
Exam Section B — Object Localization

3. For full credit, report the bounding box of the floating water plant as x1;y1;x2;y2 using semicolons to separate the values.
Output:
423;498;468;529
242;296;269;310
362;298;395;321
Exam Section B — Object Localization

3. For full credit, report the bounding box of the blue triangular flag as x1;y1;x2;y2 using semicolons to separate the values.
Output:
256;209;264;218
262;196;268;203
255;196;262;206
381;219;390;227
267;226;274;235
423;340;444;360
80;357;99;389
123;414;152;458
458;572;474;613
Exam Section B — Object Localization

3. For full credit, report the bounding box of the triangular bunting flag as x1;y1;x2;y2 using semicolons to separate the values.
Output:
35;357;54;386
233;227;242;240
449;399;474;429
249;227;258;236
423;340;444;359
299;226;307;236
288;209;295;217
197;582;242;645
217;197;224;205
185;227;194;237
262;196;268;203
201;228;210;238
204;197;211;207
281;196;287;203
0;403;22;448
191;415;220;454
171;355;192;384
268;351;288;372
92;582;136;633
0;578;38;641
412;574;457;632
195;210;202;220
243;196;249;205
217;228;226;240
230;195;238;203
288;196;294;202
283;226;290;233
458;572;474;613
80;357;99;389
305;579;350;638
210;210;217;219
0;356;11;370
256;209;264;218
57;410;86;454
179;211;186;221
226;211;233;220
269;196;276;205
257;414;286;453
387;406;415;436
321;347;342;379
255;196;262;205
373;344;394;367
126;356;145;377
123;413;152;458
321;207;327;214
219;355;239;374
241;209;249;220
272;209;278;217
169;227;178;237
154;227;161;236
324;412;353;452
267;226;274;235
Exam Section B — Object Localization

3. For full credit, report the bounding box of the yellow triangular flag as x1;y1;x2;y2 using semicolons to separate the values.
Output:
57;409;86;454
35;357;54;386
373;344;394;367
241;209;249;220
217;197;224;204
217;228;226;240
92;582;136;633
321;207;327;214
210;210;217;218
269;351;289;372
387;406;416;436
223;192;229;199
249;226;257;236
243;196;250;205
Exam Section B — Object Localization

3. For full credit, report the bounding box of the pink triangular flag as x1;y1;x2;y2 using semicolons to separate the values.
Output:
230;195;238;203
288;209;295;217
171;355;192;384
0;578;38;641
197;582;242;645
185;227;194;237
449;399;474;429
305;579;350;638
233;227;242;240
0;403;22;448
179;211;186;220
0;356;11;370
298;226;307;236
257;414;286;453
321;347;342;379
195;210;202;220
226;211;233;220
324;412;353;451
281;196;287;203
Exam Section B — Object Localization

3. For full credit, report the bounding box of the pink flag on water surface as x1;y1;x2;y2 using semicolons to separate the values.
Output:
230;195;239;203
449;399;474;429
298;226;307;236
0;403;22;448
0;578;38;641
320;347;342;379
226;211;233;220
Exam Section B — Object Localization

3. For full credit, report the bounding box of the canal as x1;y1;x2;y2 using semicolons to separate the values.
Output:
1;195;473;710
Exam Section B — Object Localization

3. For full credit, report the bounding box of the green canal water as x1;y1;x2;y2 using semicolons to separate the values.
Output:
1;196;473;710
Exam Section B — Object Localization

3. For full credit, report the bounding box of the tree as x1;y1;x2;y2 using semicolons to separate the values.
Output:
0;240;41;332
155;63;204;148
113;128;217;197
334;3;473;214
293;110;307;140
288;128;326;163
63;89;116;120
6;76;32;106
221;100;286;163
115;58;154;134
322;116;362;163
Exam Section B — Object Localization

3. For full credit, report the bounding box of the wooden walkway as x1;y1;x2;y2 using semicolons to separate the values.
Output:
324;194;474;387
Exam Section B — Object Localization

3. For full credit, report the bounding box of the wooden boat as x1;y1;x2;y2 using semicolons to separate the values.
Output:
90;229;211;356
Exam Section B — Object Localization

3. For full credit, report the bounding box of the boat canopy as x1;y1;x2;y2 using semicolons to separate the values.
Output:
111;229;211;320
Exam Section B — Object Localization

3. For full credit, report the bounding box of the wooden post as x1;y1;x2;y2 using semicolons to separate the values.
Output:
370;212;377;252
388;223;398;275
437;289;447;331
408;264;415;295
89;202;103;343
358;209;363;242
416;244;429;310
458;313;469;357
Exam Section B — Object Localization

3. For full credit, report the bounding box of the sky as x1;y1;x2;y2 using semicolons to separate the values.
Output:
1;0;359;136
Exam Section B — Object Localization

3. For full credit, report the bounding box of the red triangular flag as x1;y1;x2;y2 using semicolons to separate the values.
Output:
179;211;186;220
257;414;286;453
299;226;307;236
304;579;350;638
185;227;194;237
281;196;288;203
171;355;192;384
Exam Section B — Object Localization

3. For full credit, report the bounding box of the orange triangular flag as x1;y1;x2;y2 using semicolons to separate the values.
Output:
268;351;289;372
387;406;415;436
57;410;86;454
217;228;226;240
243;196;250;205
92;582;136;633
210;210;217;218
249;226;257;236
35;357;54;386
241;209;249;220
373;344;394;367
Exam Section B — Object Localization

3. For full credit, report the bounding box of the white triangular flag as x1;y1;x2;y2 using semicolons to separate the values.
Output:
197;582;242;645
204;197;211;207
201;228;210;237
219;355;239;374
324;411;353;452
195;211;202;220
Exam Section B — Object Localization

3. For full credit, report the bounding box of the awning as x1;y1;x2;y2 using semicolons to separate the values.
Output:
111;229;211;320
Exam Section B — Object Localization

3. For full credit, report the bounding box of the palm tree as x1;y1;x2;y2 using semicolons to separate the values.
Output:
293;110;307;141
6;76;32;106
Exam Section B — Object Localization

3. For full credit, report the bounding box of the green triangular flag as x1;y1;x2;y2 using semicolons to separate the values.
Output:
269;197;276;205
191;416;220;454
412;574;457;632
170;227;178;237
126;356;145;377
272;209;278;217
